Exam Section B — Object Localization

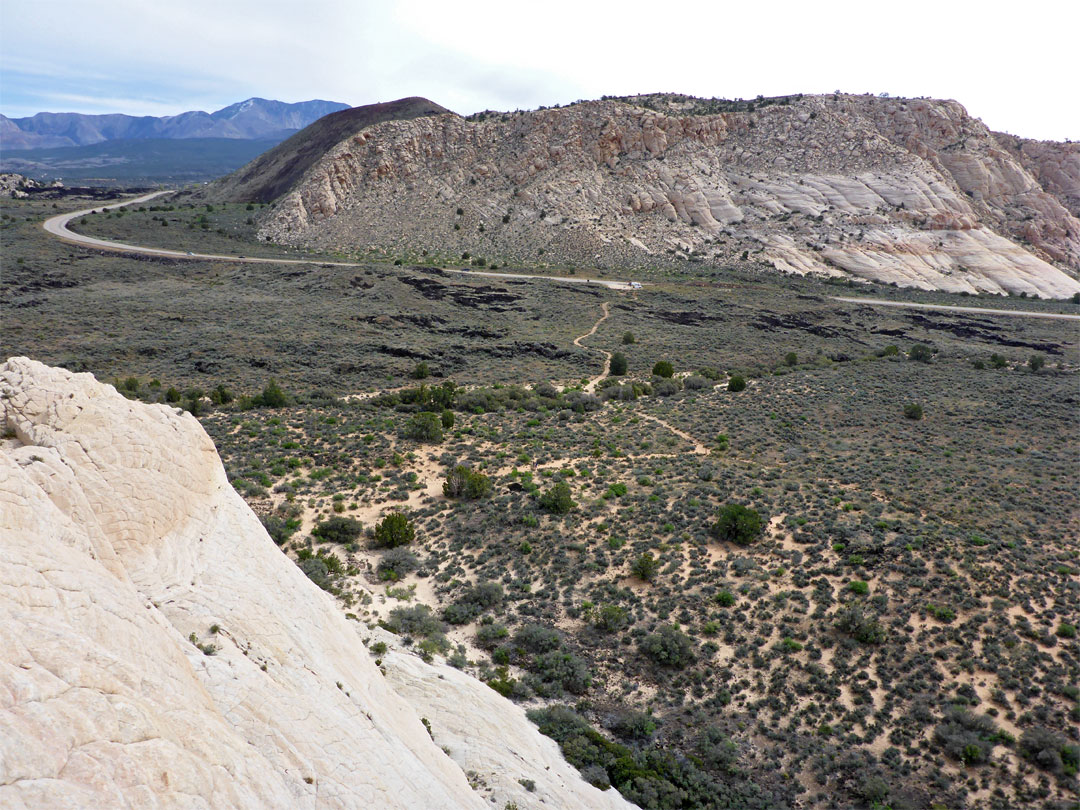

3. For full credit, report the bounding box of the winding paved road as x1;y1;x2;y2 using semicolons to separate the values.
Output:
830;296;1080;322
42;192;1080;321
43;192;638;290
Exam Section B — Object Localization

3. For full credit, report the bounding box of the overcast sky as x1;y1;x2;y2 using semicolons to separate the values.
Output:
2;0;1077;140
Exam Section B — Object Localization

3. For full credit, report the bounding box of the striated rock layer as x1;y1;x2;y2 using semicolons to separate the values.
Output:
254;93;1080;299
0;358;634;810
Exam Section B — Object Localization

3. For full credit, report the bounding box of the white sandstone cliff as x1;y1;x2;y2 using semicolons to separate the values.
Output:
256;95;1080;299
0;358;635;810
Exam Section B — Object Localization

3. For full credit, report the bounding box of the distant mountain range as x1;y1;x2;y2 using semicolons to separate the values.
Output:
0;98;349;150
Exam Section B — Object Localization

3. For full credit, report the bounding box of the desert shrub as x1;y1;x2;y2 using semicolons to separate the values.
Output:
990;353;1008;368
711;504;763;546
412;361;430;379
384;604;445;639
877;345;899;357
622;331;635;344
441;408;454;429
405;411;443;443
312;515;363;544
908;344;933;363
727;375;747;392
298;558;331;590
443;465;492;499
514;623;562;653
260;513;300;545
713;590;736;607
1019;727;1077;775
848;580;869;595
1029;354;1045;371
684;374;710;390
784;351;798;367
652;360;674;378
165;386;182;403
373;512;415;548
834;605;886;644
1057;622;1077;638
639;625;695;668
933;707;1002;765
610;352;628;376
591;603;630;632
697;366;721;380
631;552;660;582
612;711;657;740
253;379;287;408
476;623;509;650
904;403;923;420
376;547;420;581
653;378;681;396
444;581;504;624
540;480;575;514
528;650;592;696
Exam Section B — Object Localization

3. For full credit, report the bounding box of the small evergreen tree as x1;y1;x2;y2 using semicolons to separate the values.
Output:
711;503;763;545
374;512;415;548
610;352;628;376
539;480;575;514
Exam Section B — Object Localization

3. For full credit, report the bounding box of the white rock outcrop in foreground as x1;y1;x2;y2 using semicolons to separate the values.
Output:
0;358;634;810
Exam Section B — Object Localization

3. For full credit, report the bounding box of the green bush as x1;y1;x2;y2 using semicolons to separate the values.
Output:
1029;354;1045;371
443;465;493;499
539;480;575;514
639;625;695;668
630;552;659;582
908;344;934;363
711;504;763;546
1019;727;1077;774
312;516;363;544
376;547;420;581
298;558;331;590
622;331;635;344
373;512;415;548
990;353;1008;369
254;379;287;408
652;360;674;378
904;403;923;420
405;411;443;443
727;375;747;392
784;352;798;367
834;605;886;644
412;361;430;379
610;352;628;376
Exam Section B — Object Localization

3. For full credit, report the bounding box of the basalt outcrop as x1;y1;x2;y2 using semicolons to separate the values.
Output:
0;357;635;810
248;93;1079;299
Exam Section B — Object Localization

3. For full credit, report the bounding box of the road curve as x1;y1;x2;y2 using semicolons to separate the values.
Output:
830;296;1080;322
42;197;1080;318
43;192;638;291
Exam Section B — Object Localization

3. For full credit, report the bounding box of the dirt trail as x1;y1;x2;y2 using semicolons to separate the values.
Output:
637;413;710;455
572;302;612;393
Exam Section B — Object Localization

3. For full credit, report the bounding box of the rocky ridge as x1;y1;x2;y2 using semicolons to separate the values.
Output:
254;93;1079;299
0;357;635;810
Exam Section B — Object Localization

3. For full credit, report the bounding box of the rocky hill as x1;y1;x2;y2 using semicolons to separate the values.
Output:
1;98;348;149
245;93;1080;299
203;96;453;204
0;357;636;810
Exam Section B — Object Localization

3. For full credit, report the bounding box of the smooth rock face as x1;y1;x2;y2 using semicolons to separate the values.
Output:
379;636;636;810
255;94;1080;299
1;357;555;809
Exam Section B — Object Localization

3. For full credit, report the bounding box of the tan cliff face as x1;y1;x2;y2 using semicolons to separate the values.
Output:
253;94;1079;299
0;358;637;810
